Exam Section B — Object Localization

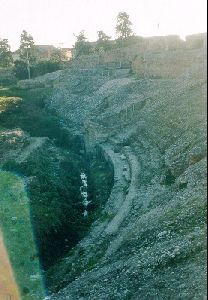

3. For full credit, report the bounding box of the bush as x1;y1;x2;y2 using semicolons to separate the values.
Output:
115;36;143;48
0;67;17;85
74;41;93;57
14;60;61;80
14;60;28;80
32;61;61;77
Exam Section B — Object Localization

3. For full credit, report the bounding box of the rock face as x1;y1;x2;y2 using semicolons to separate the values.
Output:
45;42;207;299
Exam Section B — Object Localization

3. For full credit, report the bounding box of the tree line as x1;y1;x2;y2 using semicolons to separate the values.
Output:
74;12;133;56
0;12;133;79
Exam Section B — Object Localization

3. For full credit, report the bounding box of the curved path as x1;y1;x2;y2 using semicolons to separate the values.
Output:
104;146;140;257
104;146;139;235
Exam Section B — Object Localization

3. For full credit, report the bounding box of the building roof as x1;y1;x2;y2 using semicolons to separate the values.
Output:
61;48;74;51
35;45;57;53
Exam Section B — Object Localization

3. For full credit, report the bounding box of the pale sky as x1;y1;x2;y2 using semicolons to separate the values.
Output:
0;0;207;51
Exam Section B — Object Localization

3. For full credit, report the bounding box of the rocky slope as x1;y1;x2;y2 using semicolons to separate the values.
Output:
43;40;207;299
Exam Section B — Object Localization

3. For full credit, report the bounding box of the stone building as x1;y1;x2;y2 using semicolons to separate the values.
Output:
60;48;74;60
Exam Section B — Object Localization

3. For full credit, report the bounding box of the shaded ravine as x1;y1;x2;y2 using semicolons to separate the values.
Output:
0;86;114;296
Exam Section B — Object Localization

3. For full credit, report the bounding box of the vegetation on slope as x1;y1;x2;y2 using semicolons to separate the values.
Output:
0;84;113;287
0;171;46;300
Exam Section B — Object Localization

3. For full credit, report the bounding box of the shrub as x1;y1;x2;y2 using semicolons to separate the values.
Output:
14;60;62;80
14;60;28;80
32;61;61;77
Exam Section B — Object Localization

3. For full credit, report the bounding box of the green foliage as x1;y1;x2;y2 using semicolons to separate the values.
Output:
14;59;61;80
0;86;85;269
32;60;61;77
97;30;111;41
0;85;113;273
50;48;66;63
0;68;17;85
75;30;87;43
14;60;28;79
18;30;37;79
87;157;113;210
0;87;63;141
3;145;85;269
116;12;133;39
12;147;83;268
14;32;63;79
19;30;37;62
0;38;13;67
0;171;46;300
74;31;92;57
95;30;112;52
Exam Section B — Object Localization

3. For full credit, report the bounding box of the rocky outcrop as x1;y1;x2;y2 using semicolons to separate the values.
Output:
46;43;207;299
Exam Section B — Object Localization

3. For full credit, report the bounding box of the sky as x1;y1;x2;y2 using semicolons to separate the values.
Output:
0;0;207;51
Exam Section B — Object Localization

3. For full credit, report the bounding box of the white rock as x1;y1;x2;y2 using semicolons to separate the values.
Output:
80;173;87;180
82;180;88;187
83;200;91;207
83;210;88;217
81;192;88;198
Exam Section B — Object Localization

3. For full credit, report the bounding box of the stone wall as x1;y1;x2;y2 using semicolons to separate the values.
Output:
67;33;206;76
132;48;207;78
186;33;207;49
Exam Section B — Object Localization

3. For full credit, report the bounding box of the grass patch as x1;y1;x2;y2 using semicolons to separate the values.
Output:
0;170;46;299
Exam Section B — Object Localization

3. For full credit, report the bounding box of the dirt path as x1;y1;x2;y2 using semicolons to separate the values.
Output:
0;230;20;300
104;146;139;236
104;147;140;256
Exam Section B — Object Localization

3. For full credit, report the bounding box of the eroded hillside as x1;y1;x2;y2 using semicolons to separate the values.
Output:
0;34;207;299
44;37;207;299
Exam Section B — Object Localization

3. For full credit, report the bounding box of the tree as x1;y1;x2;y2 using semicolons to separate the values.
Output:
0;39;13;67
116;12;133;39
74;31;92;57
75;30;87;43
19;30;36;79
14;60;28;79
50;48;66;63
94;31;112;53
97;31;111;42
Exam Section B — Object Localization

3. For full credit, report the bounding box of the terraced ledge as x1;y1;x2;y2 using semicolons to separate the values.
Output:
100;143;128;213
104;145;139;236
